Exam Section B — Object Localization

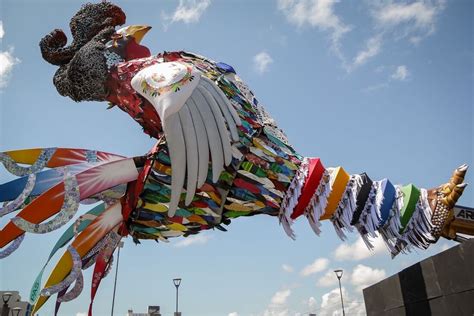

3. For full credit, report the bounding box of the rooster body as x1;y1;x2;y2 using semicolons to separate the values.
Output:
0;3;469;315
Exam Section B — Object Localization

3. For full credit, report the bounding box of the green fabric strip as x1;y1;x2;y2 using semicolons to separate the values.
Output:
399;184;420;232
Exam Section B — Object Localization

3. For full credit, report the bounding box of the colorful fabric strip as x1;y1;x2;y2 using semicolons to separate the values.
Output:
378;185;404;253
399;184;420;232
291;158;325;220
350;173;372;225
386;184;421;256
378;179;396;227
356;180;384;249
0;162;98;203
88;232;121;316
0;234;25;259
331;174;363;240
305;168;332;236
29;203;106;303
0;173;36;217
12;168;80;234
54;287;68;316
41;245;82;297
103;253;114;278
320;167;350;220
392;188;435;256
57;271;84;302
0;148;56;176
278;158;309;239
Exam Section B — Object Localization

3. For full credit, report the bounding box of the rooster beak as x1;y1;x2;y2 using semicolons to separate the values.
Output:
117;25;152;43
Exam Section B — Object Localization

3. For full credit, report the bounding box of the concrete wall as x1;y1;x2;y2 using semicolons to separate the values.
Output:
363;239;474;316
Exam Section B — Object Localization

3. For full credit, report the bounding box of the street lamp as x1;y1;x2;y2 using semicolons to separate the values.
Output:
1;293;12;305
334;269;345;316
173;278;182;316
111;240;124;316
11;307;22;316
1;293;12;316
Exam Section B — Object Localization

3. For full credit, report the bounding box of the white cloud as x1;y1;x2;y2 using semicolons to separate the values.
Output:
300;258;329;277
350;264;386;291
228;313;239;316
174;233;211;247
350;35;382;70
320;288;345;314
277;0;351;58
333;236;386;261
253;51;274;74
319;287;366;316
262;289;292;316
363;64;409;92
282;264;294;273
278;1;445;73
391;65;409;81
307;296;317;309
0;50;19;88
262;309;290;316
0;22;20;89
375;1;441;29
372;1;446;42
317;269;345;287
362;82;389;93
354;1;445;72
271;289;291;306
0;21;4;40
164;0;211;25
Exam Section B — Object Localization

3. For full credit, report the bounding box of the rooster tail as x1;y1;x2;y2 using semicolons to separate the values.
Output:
29;202;108;304
0;147;126;214
0;148;125;176
0;148;139;253
31;201;124;314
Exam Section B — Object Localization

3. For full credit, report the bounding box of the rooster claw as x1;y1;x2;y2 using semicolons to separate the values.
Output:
429;165;469;240
441;163;469;195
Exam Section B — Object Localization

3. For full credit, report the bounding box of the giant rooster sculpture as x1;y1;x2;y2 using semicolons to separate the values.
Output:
0;2;471;315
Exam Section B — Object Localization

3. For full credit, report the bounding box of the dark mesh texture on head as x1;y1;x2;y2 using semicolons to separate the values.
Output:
40;2;126;101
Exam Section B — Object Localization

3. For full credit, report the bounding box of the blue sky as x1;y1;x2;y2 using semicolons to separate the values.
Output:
0;0;472;315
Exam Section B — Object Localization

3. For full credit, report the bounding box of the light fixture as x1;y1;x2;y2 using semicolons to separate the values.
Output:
334;269;345;316
173;278;182;315
12;307;22;316
2;292;12;305
173;278;182;287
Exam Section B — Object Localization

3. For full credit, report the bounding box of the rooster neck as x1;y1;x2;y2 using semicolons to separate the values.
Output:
105;57;163;139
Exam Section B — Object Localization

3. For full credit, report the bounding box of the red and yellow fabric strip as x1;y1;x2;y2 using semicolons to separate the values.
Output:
2;148;124;170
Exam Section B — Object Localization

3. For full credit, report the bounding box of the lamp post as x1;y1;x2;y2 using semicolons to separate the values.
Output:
111;240;124;316
334;269;345;316
173;278;182;316
11;307;22;316
1;292;12;316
